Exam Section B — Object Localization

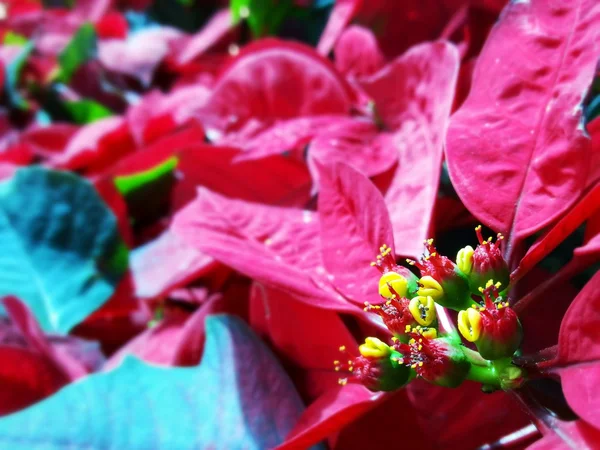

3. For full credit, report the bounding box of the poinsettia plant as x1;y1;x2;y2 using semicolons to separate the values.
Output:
0;0;598;449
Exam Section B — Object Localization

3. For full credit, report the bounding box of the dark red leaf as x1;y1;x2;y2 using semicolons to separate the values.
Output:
277;385;385;450
513;184;600;282
172;145;312;210
2;297;88;381
249;284;357;401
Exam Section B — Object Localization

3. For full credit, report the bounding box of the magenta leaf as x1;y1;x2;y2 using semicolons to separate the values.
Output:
361;41;459;257
201;39;354;135
334;25;384;78
317;161;394;305
173;188;357;314
0;315;306;449
308;118;398;187
528;420;600;450
446;0;600;255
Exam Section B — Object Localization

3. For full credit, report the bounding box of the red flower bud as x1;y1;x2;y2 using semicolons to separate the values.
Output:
394;330;470;388
459;226;510;293
458;280;523;360
335;340;411;392
365;296;437;339
408;239;471;311
371;244;419;299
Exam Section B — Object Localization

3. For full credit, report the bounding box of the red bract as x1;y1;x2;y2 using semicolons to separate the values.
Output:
199;39;354;137
446;0;600;260
2;0;600;448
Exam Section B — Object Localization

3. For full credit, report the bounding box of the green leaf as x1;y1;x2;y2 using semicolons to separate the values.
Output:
114;156;179;197
0;167;128;333
114;156;179;225
63;99;113;124
3;32;28;46
0;315;306;449
57;23;96;84
230;0;293;37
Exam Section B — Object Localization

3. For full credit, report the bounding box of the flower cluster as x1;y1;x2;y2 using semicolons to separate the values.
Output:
340;228;525;392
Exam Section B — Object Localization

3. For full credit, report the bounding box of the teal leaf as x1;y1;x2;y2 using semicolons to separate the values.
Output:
57;23;97;84
0;167;128;333
0;315;305;449
63;99;113;124
4;41;33;109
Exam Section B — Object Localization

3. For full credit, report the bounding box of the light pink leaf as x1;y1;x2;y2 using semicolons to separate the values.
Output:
130;230;216;300
99;27;183;86
175;9;234;65
446;0;600;255
316;0;363;56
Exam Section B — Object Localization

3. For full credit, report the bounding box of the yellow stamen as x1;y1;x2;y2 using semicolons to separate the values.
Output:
378;272;409;299
457;308;482;342
409;295;437;326
421;328;438;339
417;276;444;301
456;245;474;275
359;337;391;359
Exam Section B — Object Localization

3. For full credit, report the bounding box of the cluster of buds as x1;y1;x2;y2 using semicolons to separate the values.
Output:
336;227;525;394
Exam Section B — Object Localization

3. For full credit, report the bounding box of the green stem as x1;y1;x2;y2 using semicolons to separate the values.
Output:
466;364;501;387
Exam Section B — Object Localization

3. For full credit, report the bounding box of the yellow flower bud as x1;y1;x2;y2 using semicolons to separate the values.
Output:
359;337;392;359
408;296;437;326
417;276;444;301
378;272;408;299
458;308;482;342
456;245;474;275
